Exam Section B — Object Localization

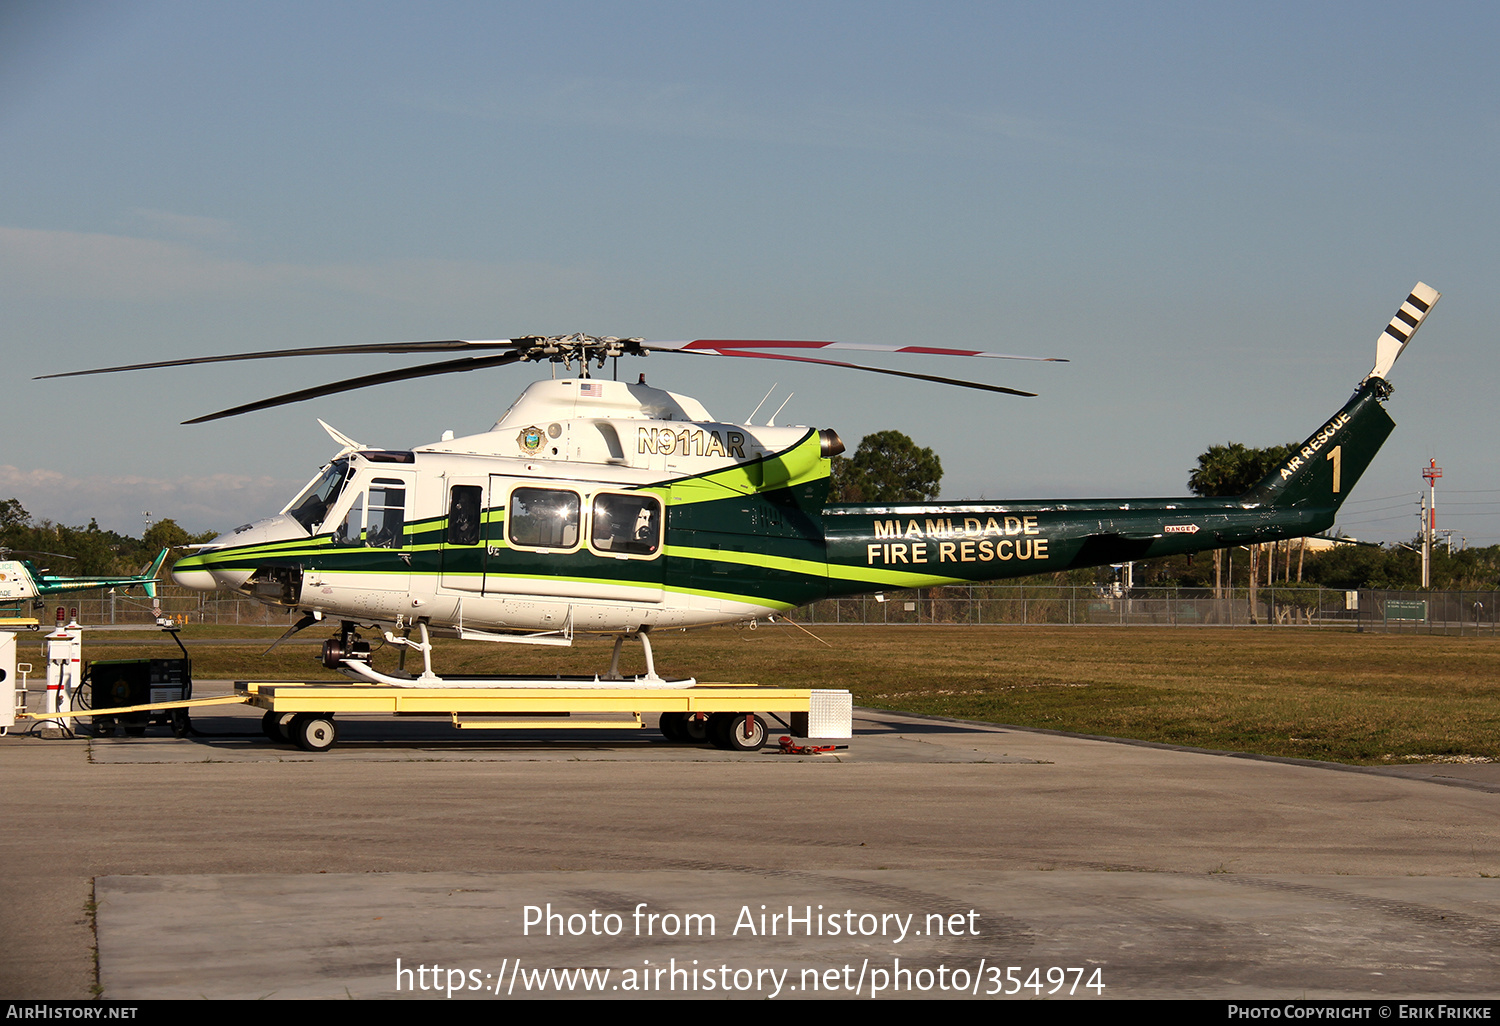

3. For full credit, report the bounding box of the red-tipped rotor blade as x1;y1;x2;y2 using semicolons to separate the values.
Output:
670;348;1038;397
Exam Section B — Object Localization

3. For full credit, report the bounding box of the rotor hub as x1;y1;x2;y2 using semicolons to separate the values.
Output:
514;335;644;373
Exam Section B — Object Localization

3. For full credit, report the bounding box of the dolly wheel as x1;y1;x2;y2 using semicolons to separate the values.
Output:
658;712;686;742
291;713;338;753
722;712;767;752
682;713;710;743
706;712;733;749
261;711;295;742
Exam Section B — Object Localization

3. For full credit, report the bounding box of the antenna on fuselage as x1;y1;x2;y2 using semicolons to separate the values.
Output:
746;384;778;424
769;392;795;426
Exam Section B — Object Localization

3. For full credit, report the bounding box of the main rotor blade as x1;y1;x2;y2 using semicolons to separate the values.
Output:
41;333;1063;415
35;340;521;380
672;349;1039;397
647;339;1068;362
183;352;525;424
0;548;75;561
40;335;1065;383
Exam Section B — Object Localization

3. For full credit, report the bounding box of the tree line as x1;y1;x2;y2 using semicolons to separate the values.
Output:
0;499;214;577
1180;441;1499;591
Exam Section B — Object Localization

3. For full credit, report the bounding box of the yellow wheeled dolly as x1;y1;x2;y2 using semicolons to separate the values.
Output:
239;680;853;753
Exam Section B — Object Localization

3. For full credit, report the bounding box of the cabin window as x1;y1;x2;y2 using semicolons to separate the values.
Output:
590;493;662;557
447;486;483;545
507;488;580;550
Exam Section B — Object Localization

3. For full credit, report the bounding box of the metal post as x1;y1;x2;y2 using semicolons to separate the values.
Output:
1423;459;1441;589
1420;494;1430;589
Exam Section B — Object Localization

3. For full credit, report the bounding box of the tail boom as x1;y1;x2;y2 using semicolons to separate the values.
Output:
820;377;1398;595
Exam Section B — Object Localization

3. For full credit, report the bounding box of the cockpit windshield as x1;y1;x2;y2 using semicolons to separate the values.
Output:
284;459;354;532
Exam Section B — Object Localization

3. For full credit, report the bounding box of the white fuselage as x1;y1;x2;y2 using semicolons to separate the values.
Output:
173;378;827;636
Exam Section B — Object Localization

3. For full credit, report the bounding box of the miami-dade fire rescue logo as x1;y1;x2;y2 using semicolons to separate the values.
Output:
516;425;546;455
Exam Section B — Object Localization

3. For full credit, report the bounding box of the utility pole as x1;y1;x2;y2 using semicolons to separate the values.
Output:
1419;494;1428;588
1421;459;1441;589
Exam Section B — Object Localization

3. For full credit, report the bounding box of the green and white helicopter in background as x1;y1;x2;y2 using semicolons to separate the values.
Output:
0;548;169;607
40;284;1439;685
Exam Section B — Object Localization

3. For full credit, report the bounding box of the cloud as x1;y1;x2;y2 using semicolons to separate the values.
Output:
0;225;588;304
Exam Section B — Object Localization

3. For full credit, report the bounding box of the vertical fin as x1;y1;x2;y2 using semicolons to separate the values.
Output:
1246;382;1395;511
1246;282;1440;511
140;547;169;600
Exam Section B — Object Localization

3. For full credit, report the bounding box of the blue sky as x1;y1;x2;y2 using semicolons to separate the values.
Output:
2;1;1496;544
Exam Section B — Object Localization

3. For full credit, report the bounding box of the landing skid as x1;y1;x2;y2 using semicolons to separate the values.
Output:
347;622;695;689
338;659;697;689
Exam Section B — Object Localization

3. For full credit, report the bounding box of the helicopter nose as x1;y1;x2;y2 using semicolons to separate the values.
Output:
171;514;309;592
171;564;216;591
171;554;252;591
171;549;221;591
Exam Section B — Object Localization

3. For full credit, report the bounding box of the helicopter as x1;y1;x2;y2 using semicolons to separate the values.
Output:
39;284;1439;684
0;548;169;607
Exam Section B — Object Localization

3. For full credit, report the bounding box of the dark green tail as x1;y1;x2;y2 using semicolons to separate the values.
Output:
1244;379;1395;512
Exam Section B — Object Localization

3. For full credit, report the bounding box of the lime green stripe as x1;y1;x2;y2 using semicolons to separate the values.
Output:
660;584;797;610
664;544;961;589
661;430;827;504
826;567;968;588
664;544;824;577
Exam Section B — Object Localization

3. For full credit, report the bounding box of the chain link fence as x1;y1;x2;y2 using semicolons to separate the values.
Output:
795;584;1500;635
12;586;299;627
11;583;1500;636
1353;590;1500;636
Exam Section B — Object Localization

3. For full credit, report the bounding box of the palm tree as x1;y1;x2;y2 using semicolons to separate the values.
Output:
1188;442;1299;607
1188;442;1274;497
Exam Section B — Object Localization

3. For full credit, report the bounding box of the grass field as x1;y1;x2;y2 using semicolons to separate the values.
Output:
25;623;1500;765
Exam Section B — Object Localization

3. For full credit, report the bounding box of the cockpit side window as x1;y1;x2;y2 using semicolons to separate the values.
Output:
366;480;407;548
332;478;407;548
334;491;363;546
286;460;353;532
